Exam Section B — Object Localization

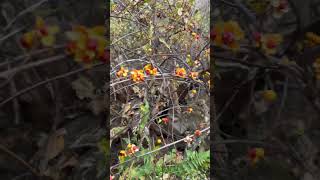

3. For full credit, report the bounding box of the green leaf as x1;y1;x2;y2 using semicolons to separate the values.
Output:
139;100;150;135
159;38;171;50
186;55;193;66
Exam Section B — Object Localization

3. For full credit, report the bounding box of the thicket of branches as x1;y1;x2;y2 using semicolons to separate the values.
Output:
110;0;210;179
213;0;320;180
0;0;107;179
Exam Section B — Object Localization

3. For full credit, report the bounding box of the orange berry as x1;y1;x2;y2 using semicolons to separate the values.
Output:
189;72;199;80
175;67;187;78
130;69;145;82
118;150;126;157
261;90;277;102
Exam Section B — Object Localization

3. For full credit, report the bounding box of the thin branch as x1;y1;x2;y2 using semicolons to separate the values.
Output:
4;0;48;31
0;45;66;68
0;54;66;78
0;27;25;45
0;63;106;107
0;144;39;177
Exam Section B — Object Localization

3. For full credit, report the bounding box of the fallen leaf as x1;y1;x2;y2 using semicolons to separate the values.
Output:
45;128;66;161
71;76;95;100
88;97;105;115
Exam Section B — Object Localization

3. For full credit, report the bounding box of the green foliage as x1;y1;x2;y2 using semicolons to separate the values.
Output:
164;150;210;179
120;149;210;179
139;100;150;135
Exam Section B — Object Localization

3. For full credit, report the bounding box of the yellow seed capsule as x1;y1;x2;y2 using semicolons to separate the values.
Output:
261;90;277;102
127;143;132;149
118;150;127;161
255;148;265;158
156;138;162;145
191;89;197;94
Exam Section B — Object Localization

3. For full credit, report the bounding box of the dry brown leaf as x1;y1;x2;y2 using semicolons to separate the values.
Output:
60;156;79;169
121;103;132;118
132;85;144;98
88;97;105;115
44;128;66;161
71;76;95;100
39;128;66;174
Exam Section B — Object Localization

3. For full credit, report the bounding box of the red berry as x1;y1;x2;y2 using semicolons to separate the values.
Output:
66;42;77;54
194;130;202;137
210;29;217;41
248;148;256;160
20;38;30;49
222;32;235;45
278;1;287;10
87;39;98;51
99;50;109;63
253;32;261;42
266;39;276;49
82;54;92;64
145;69;151;75
162;117;169;124
39;27;48;36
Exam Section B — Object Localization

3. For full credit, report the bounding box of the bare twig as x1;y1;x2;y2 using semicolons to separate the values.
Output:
0;144;39;177
0;63;106;107
0;54;66;78
0;27;25;45
8;61;20;125
4;0;48;31
0;45;65;68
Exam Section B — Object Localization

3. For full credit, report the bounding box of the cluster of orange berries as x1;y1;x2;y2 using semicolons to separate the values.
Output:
20;16;108;66
116;65;200;82
118;143;139;163
211;20;244;50
65;25;108;65
210;20;283;55
116;64;158;82
253;32;283;55
20;16;60;49
175;67;199;80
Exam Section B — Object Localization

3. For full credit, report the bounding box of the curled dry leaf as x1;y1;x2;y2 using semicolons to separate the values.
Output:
71;76;95;100
110;126;126;140
40;128;67;173
132;85;144;98
88;96;105;115
44;128;66;161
